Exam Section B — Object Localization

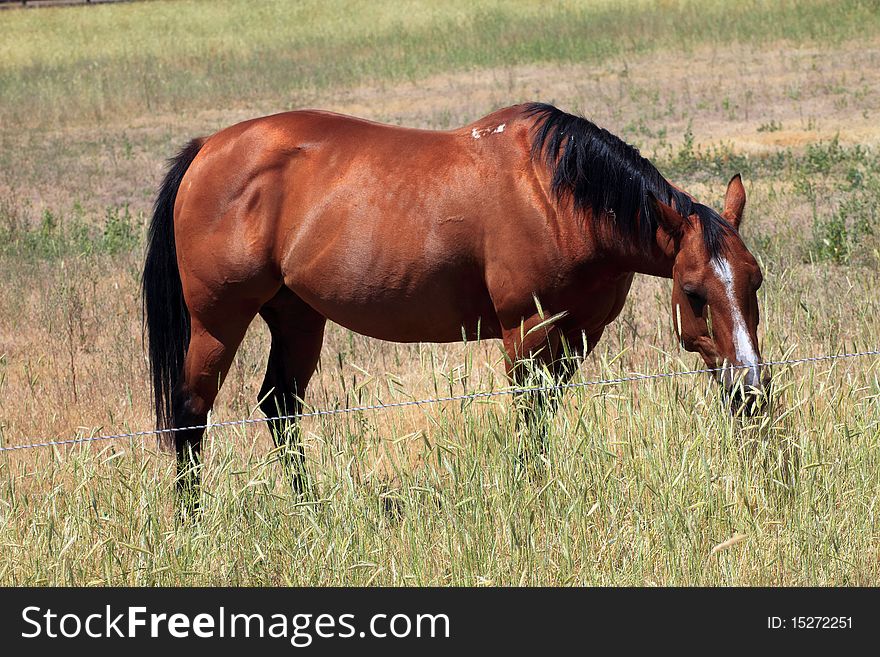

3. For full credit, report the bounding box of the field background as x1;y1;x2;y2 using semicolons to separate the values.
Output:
1;0;879;585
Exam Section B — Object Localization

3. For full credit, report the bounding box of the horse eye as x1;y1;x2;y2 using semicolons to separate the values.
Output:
682;287;703;302
683;288;706;312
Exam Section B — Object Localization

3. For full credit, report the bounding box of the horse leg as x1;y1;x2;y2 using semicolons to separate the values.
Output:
173;310;255;517
502;319;561;460
258;288;326;496
531;345;585;422
526;328;604;426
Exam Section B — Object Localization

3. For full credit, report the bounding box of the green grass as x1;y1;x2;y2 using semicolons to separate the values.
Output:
0;203;141;259
1;0;878;127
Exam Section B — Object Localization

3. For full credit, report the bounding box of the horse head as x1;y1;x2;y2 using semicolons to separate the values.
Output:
651;175;771;414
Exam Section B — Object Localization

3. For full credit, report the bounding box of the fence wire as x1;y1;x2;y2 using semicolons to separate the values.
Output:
1;348;878;453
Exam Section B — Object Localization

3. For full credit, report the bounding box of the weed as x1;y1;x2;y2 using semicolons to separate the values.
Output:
757;120;783;133
0;203;142;260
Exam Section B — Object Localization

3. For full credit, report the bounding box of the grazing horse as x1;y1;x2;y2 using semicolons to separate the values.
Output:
142;103;769;506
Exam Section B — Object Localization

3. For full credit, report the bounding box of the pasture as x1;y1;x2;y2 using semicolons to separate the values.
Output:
0;0;879;585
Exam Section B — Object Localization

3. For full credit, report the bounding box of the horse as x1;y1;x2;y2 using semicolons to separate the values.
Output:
142;102;769;508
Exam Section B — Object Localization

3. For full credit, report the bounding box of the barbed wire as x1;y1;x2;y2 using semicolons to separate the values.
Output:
1;348;878;454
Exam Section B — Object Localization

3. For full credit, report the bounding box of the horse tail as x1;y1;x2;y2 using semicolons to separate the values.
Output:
142;138;204;435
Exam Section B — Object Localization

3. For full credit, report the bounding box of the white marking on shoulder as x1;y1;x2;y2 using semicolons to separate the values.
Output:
711;257;759;379
471;124;505;140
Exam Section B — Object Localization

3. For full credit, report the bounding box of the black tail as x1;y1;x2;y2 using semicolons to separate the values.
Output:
142;138;204;435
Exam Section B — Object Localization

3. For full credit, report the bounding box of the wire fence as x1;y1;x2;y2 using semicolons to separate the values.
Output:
1;348;878;454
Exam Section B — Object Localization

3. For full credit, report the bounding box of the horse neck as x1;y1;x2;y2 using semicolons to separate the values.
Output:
591;219;674;279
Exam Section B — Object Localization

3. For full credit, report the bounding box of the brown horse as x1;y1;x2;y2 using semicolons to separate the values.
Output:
142;103;769;505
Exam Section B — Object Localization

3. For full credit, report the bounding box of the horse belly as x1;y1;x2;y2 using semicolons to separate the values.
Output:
291;274;500;343
282;229;500;343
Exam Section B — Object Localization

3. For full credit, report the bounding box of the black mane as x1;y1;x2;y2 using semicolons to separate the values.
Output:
525;102;733;258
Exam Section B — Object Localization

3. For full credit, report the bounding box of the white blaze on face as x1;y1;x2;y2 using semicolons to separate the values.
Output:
711;257;760;385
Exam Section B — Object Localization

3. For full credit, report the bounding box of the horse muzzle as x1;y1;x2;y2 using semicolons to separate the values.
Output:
720;363;772;416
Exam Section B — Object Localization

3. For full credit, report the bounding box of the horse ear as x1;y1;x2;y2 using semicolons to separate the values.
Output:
647;191;684;238
723;173;746;229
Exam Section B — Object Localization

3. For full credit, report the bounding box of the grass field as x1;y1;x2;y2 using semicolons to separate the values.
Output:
1;0;879;585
